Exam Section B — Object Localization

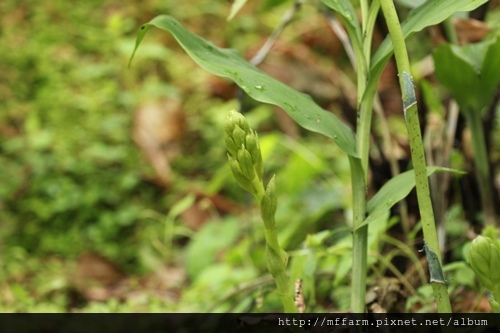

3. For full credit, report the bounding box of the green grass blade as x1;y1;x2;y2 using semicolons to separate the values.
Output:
357;167;464;231
321;0;362;46
228;0;247;21
130;15;358;157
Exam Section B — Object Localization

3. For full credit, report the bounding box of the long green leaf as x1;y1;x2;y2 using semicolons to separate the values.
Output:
434;37;500;111
364;0;488;110
371;0;488;70
394;0;426;9
321;0;362;45
130;15;358;157
356;167;464;230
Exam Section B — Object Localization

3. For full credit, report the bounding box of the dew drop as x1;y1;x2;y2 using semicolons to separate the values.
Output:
254;85;265;91
315;119;320;123
224;69;235;75
241;85;250;94
284;102;297;112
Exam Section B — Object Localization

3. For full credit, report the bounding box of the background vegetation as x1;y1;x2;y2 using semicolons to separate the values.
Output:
0;0;499;312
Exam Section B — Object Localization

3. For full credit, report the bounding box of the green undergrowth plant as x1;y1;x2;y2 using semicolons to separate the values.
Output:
378;0;454;313
130;0;486;312
434;37;500;227
468;227;500;312
224;109;296;312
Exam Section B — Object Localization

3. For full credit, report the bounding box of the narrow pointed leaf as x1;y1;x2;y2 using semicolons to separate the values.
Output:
434;37;500;111
356;167;464;230
365;0;488;110
228;0;247;21
372;0;488;70
130;15;358;157
321;0;362;45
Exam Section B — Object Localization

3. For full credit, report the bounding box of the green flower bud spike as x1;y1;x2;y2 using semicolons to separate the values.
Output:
224;110;296;313
246;131;263;181
227;155;254;194
225;133;239;157
237;147;256;181
232;126;247;149
261;176;278;226
468;235;500;312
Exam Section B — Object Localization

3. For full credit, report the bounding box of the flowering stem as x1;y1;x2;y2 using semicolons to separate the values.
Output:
225;110;296;313
379;0;452;313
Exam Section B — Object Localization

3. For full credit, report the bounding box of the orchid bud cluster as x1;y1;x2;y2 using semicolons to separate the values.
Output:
223;110;296;312
225;110;278;226
468;235;500;312
225;110;264;196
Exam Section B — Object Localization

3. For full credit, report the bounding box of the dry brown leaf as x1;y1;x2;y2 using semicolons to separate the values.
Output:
133;99;185;186
455;18;491;45
430;18;490;46
74;252;126;289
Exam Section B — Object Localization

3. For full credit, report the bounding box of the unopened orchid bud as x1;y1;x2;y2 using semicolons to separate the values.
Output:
225;110;249;134
261;176;277;224
228;155;254;193
468;236;500;294
238;147;256;180
245;131;263;180
232;126;247;149
225;133;239;157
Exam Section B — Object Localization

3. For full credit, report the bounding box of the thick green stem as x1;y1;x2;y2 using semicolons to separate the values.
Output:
253;176;297;312
379;0;452;313
349;156;368;312
225;110;296;312
350;0;379;313
442;18;459;45
465;111;496;226
357;0;381;177
263;224;296;313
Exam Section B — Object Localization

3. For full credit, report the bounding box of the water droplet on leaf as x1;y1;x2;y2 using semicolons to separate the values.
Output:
284;102;297;112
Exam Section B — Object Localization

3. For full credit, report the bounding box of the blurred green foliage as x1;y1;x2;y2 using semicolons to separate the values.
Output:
1;0;499;313
1;0;160;265
0;0;354;311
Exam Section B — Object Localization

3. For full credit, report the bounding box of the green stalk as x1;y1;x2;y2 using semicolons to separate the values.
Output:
263;218;297;312
253;175;297;312
349;156;367;312
350;0;379;313
464;111;496;226
225;110;296;313
357;0;381;176
379;0;452;313
442;18;459;45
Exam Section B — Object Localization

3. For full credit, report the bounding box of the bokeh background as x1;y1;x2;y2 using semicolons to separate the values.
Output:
1;0;499;312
